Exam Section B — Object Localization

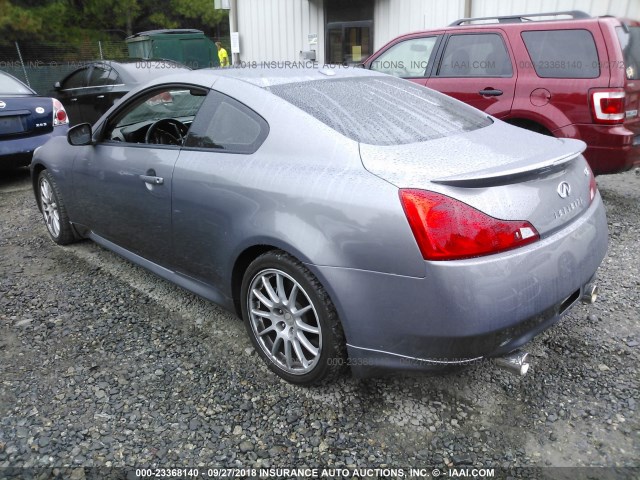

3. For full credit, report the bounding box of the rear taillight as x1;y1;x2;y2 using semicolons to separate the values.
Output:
52;99;68;126
399;189;539;261
590;89;625;125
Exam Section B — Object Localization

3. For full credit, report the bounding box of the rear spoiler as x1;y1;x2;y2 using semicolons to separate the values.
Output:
431;139;586;187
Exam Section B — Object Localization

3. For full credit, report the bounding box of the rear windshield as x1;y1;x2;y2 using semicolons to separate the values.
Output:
0;72;33;95
268;76;492;145
616;26;640;80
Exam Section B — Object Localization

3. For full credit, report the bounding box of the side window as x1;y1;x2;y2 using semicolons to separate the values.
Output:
61;68;89;89
438;33;513;77
522;30;599;79
104;86;207;144
185;90;269;154
370;37;438;78
88;66;120;87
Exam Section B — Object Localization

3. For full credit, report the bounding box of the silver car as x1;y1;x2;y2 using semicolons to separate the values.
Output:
31;68;608;385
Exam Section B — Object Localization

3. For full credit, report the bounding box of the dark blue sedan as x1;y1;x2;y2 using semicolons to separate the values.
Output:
0;71;69;169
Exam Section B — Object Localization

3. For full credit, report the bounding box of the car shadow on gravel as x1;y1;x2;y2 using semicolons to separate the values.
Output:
0;167;30;190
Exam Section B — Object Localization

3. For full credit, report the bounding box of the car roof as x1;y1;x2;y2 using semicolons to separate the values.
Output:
448;10;592;26
180;66;389;88
446;16;605;30
111;59;191;82
59;59;191;85
386;11;624;42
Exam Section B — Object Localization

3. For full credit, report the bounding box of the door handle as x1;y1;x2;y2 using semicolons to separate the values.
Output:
479;89;503;96
139;174;164;185
70;98;78;102
96;95;105;99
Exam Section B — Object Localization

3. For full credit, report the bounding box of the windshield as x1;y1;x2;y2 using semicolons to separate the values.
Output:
616;26;640;80
268;76;492;146
0;72;33;95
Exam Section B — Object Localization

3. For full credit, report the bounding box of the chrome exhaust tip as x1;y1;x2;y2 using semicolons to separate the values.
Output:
495;350;530;376
581;284;598;304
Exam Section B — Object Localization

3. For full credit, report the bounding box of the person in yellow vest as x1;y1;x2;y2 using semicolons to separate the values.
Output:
216;42;229;67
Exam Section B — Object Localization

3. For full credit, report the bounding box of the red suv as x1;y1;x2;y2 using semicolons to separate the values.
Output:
364;11;640;175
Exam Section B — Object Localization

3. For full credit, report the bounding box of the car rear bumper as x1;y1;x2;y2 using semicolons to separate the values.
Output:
310;194;608;377
554;123;640;175
0;126;68;168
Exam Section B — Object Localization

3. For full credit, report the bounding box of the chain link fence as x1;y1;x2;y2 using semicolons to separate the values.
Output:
1;36;227;96
0;41;128;96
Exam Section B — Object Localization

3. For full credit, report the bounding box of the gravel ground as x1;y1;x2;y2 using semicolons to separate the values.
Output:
0;167;638;478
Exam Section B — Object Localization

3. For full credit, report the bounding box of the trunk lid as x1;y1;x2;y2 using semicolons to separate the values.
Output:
0;95;54;138
360;121;593;237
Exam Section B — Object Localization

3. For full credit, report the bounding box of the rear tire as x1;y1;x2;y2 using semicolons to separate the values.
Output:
38;170;76;245
241;250;346;385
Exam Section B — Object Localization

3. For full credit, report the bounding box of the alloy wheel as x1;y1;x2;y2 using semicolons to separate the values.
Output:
39;176;60;238
247;268;322;375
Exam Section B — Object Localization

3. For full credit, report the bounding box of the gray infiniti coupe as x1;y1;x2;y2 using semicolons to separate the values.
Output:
31;67;608;385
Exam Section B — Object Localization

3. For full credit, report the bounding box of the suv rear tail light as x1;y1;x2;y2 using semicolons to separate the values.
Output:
399;189;540;261
590;89;625;125
52;99;68;126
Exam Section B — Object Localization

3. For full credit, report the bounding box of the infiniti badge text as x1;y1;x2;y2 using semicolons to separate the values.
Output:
553;197;585;220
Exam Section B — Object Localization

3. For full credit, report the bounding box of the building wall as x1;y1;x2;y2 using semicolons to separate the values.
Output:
373;0;466;51
234;0;640;64
235;0;325;64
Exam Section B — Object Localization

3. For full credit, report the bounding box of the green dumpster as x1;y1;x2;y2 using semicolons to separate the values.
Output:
126;29;219;69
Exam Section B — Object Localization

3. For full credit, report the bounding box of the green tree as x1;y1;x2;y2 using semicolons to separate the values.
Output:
0;0;72;43
171;0;228;26
80;0;142;36
0;0;228;44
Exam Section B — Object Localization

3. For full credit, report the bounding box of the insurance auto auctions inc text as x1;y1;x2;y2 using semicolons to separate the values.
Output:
158;467;496;478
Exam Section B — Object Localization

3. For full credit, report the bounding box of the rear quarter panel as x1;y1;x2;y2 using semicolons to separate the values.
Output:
171;77;426;299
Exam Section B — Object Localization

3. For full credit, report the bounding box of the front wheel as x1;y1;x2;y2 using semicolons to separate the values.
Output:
241;251;346;385
38;170;76;245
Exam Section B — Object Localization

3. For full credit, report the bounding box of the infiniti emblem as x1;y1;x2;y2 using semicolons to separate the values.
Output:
557;181;571;199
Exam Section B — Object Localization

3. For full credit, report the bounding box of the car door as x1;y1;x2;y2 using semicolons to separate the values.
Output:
56;67;90;125
171;89;269;288
366;33;442;86
427;31;516;118
71;85;207;265
84;64;122;125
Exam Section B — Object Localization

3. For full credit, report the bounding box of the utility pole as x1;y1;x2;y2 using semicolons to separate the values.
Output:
464;0;473;18
229;0;239;65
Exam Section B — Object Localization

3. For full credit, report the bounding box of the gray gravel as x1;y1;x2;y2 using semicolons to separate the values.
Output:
0;168;639;476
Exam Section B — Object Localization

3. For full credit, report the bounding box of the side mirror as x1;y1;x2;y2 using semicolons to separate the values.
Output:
68;123;93;146
54;81;61;90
